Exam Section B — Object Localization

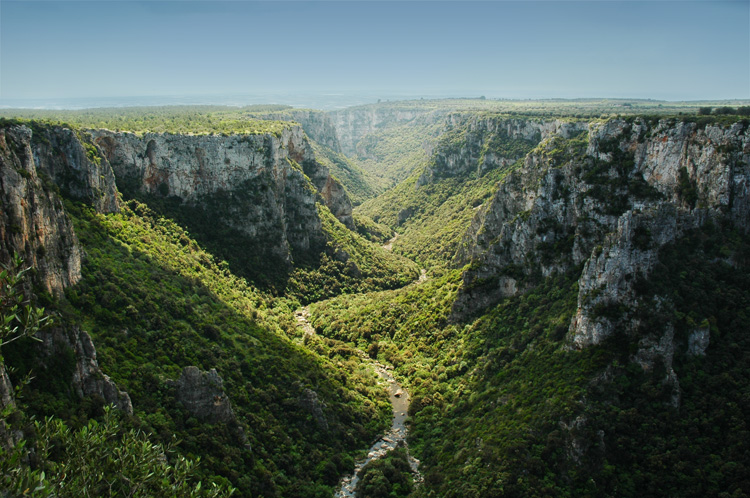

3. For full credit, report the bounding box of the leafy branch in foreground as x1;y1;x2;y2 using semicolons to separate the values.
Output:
0;254;52;354
0;406;234;498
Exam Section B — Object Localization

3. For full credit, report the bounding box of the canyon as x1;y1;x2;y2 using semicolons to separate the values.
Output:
1;100;748;497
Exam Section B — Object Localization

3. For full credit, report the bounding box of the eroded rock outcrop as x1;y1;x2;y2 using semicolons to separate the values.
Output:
299;388;329;431
39;326;133;414
170;366;248;446
172;366;235;423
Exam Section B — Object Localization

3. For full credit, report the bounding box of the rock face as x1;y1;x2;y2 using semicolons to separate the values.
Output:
687;325;710;356
1;125;83;297
30;126;120;214
329;105;444;157
171;366;248;446
40;326;133;414
0;122;129;416
93;125;354;264
172;366;236;423
453;118;749;362
419;115;586;185
253;110;342;152
299;388;328;431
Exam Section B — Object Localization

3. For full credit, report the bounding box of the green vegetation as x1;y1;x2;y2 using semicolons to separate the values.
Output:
0;106;292;136
117;180;418;302
6;200;391;498
288;205;419;303
0;254;52;354
0;258;230;498
358;168;506;271
355;447;414;498
356;116;535;272
352;213;394;244
3;103;750;498
580;223;750;497
0;407;234;498
310;266;611;497
353;122;444;192
312;141;379;205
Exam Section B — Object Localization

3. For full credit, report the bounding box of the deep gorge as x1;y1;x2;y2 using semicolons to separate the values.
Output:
1;100;749;497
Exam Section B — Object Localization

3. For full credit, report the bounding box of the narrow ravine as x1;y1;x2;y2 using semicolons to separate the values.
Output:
294;307;422;497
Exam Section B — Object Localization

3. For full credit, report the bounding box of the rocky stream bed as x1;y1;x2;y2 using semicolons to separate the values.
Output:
294;307;422;497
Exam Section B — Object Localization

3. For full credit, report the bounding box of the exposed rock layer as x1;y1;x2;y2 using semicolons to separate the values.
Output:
93;125;354;265
0;123;128;416
455;119;749;331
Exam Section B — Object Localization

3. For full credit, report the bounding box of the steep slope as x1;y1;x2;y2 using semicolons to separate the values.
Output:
309;115;750;497
0;122;131;417
0;121;398;497
92;125;417;298
245;108;380;205
356;114;581;271
310;141;378;205
330;104;446;192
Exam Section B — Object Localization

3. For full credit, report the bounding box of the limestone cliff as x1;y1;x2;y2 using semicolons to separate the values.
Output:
1;125;83;297
571;119;749;349
417;114;586;185
330;105;445;157
0;122;128;417
453;118;750;354
251;109;342;152
93;125;353;268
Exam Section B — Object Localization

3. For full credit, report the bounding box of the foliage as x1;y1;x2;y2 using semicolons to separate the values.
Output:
352;213;394;244
357;152;522;273
353;122;444;192
1;406;233;498
288;205;419;304
0;254;51;360
0;106;291;136
311;267;609;497
5;199;392;497
311;141;379;205
355;447;414;498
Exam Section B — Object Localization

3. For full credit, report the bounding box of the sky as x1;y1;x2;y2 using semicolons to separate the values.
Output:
1;0;748;104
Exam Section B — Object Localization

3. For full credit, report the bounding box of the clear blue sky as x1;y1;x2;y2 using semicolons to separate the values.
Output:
1;0;748;101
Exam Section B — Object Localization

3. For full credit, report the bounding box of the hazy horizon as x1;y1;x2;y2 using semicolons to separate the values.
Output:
1;1;748;106
2;93;749;113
